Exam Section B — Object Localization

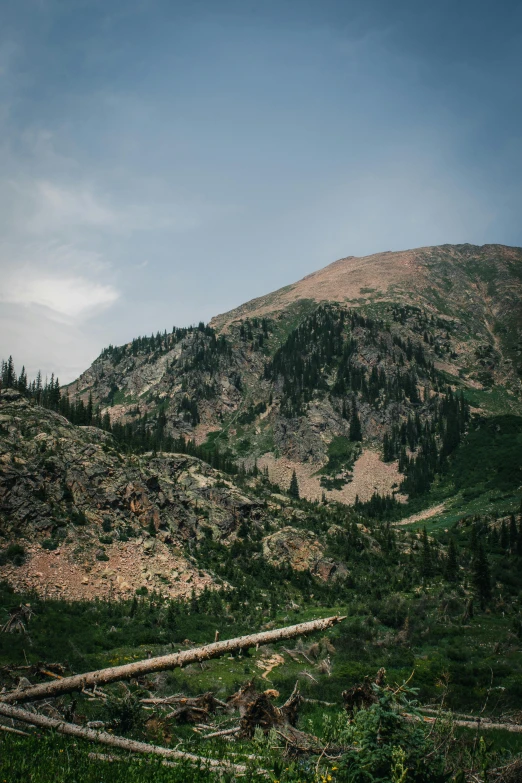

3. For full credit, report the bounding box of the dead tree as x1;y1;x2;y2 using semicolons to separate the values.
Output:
1;615;345;704
0;702;256;775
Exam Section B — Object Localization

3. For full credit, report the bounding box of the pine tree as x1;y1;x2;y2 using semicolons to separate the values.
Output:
472;542;492;610
87;392;94;424
445;536;459;582
288;470;300;499
17;366;27;395
420;527;434;580
35;371;42;404
349;401;362;442
500;520;509;550
509;514;518;551
4;356;15;388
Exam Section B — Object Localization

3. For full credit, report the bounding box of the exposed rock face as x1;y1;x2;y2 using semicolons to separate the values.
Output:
0;392;258;544
262;526;347;582
0;391;264;599
0;391;351;599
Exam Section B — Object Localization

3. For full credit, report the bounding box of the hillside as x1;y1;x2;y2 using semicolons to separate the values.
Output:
62;243;522;518
0;389;349;600
2;385;522;783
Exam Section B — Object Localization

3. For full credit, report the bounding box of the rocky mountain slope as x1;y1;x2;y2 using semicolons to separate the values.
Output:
63;244;522;507
0;389;347;599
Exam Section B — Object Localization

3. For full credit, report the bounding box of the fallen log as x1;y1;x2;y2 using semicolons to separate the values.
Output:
412;712;522;733
0;724;31;736
420;707;522;726
201;726;241;739
0;702;257;775
143;691;227;722
1;615;345;704
142;693;228;710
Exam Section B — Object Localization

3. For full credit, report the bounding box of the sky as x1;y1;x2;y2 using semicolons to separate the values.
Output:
1;0;522;382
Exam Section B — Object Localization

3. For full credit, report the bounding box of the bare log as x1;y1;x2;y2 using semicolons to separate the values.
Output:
143;692;226;716
420;707;522;726
0;724;31;736
0;702;256;775
408;712;522;733
201;726;241;739
1;615;345;704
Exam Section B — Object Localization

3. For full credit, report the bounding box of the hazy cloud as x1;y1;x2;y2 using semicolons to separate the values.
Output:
1;274;119;319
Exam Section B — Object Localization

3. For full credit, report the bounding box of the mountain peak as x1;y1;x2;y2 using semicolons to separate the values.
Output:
210;243;522;331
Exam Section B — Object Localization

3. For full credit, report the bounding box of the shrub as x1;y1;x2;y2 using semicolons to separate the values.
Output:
322;677;447;782
0;543;26;566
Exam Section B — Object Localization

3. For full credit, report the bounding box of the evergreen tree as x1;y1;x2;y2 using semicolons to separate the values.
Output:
35;371;42;403
2;356;15;388
445;536;459;582
87;392;94;424
349;400;363;442
472;542;492;610
17;366;28;395
509;514;518;551
420;527;434;580
288;470;300;499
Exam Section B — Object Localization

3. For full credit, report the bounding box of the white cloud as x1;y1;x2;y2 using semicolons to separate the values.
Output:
28;180;117;232
0;274;119;318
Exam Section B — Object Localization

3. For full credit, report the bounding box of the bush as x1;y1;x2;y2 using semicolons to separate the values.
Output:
323;678;447;782
0;543;26;566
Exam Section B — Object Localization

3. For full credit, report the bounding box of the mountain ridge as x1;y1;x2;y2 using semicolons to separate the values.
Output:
210;243;522;337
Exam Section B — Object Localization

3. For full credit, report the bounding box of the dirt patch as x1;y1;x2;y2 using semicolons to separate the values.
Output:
257;653;285;680
193;423;221;446
258;448;406;505
0;539;215;601
392;503;446;527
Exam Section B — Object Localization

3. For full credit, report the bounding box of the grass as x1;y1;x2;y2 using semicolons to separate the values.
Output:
315;437;361;490
0;733;251;783
111;389;138;406
391;411;522;528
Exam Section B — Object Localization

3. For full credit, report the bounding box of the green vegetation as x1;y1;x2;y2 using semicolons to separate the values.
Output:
318;437;361;490
2;496;522;780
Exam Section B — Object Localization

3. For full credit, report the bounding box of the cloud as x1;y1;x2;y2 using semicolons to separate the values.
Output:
28;181;117;232
0;274;119;319
16;179;214;236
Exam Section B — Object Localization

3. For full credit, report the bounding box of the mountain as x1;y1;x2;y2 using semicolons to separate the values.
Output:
2;244;522;783
61;243;521;509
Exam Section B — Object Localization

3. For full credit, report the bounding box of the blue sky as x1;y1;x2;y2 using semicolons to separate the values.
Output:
1;0;521;381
